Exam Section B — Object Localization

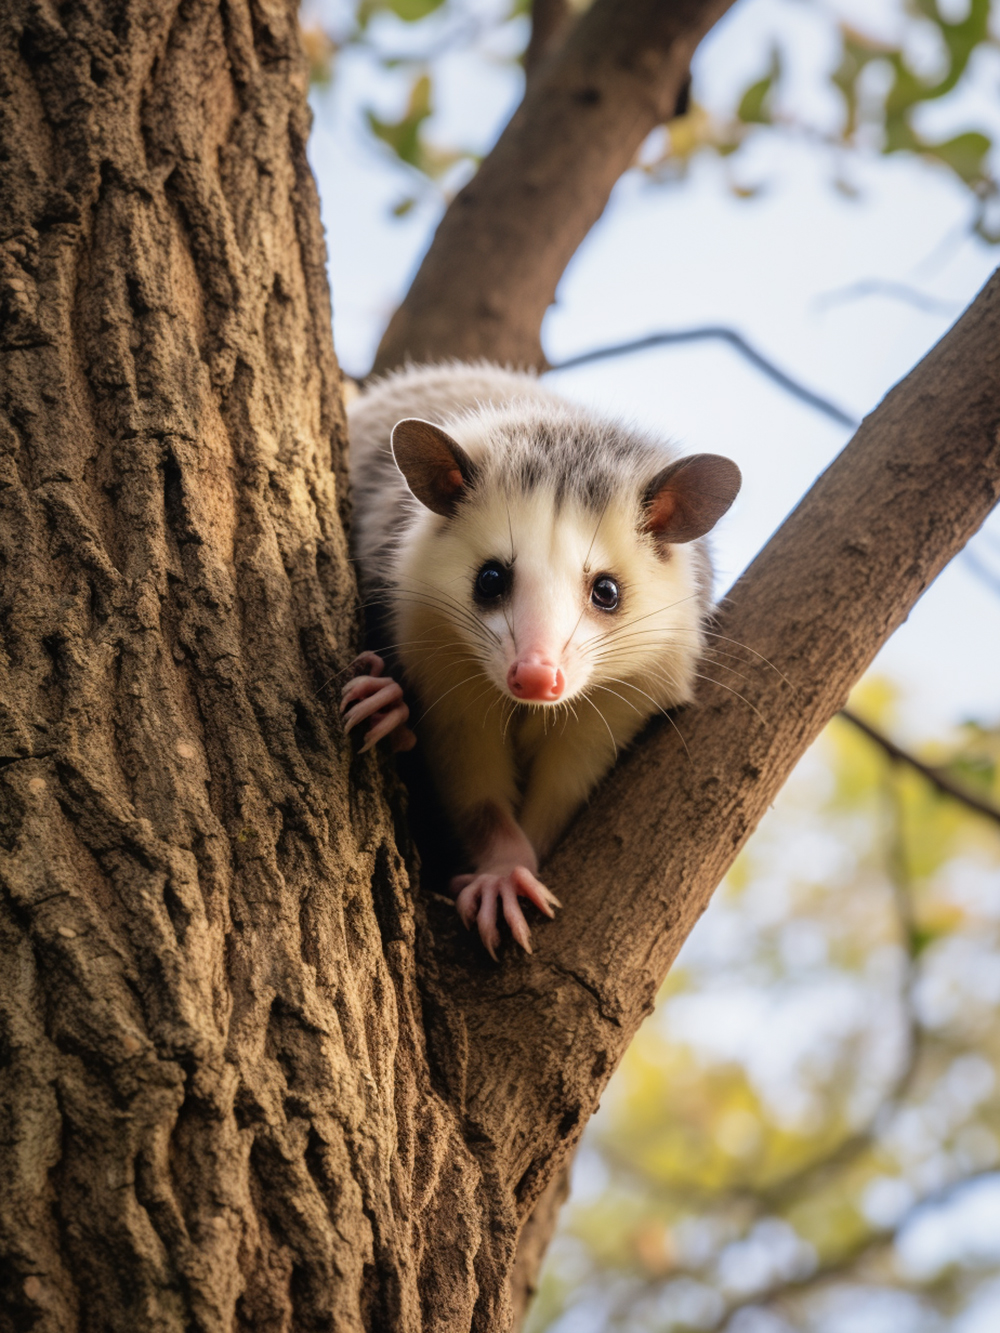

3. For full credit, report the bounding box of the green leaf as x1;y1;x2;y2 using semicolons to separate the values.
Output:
386;0;447;21
356;0;446;29
736;50;780;126
365;73;434;170
924;130;992;184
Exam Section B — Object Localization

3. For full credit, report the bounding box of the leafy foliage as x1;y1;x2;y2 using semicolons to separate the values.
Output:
303;0;1000;236
648;1;1000;239
301;0;526;213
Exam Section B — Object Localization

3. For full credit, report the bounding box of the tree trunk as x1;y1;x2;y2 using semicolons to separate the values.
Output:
0;1;488;1329
2;2;999;1332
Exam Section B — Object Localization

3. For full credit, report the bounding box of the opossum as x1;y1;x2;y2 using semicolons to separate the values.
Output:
345;363;740;958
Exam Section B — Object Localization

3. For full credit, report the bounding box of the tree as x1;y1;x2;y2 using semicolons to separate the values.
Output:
0;3;998;1333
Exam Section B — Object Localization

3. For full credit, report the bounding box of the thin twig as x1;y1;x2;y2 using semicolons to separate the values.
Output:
812;278;960;317
545;329;859;428
839;708;1000;829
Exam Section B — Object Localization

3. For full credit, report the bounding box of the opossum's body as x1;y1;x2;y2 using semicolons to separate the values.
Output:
346;363;740;956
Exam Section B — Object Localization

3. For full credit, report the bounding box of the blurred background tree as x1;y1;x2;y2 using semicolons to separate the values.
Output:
528;696;1000;1332
302;1;1000;1327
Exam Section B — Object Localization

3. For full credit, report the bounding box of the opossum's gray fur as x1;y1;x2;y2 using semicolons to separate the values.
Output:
347;361;714;611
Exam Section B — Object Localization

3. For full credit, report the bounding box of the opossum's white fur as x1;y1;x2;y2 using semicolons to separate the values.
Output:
348;362;718;862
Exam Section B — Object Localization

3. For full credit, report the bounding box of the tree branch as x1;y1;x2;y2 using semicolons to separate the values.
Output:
373;0;737;373
524;0;574;79
417;267;1000;1274
839;709;1000;829
546;328;859;428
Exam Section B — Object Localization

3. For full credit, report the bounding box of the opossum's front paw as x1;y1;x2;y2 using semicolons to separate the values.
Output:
341;652;416;754
450;867;562;961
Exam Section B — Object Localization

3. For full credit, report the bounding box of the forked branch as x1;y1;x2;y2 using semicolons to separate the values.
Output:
373;0;737;373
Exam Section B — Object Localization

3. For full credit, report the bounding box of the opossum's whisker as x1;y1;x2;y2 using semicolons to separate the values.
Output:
580;691;618;759
665;628;791;684
562;602;587;659
454;679;504;726
587;640;685;670
596;676;693;762
501;696;519;746
696;651;755;684
314;636;465;698
588;624;696;657
416;659;488;693
632;660;687;694
393;604;498;658
593;593;702;641
588;638;755;688
501;597;516;649
394;590;499;646
481;686;508;729
598;675;668;717
401;571;503;632
412;656;490;696
691;672;766;722
583;494;612;574
617;654;688;697
396;577;503;645
402;639;488;668
563;496;614;655
591;683;646;718
402;635;481;656
417;673;483;723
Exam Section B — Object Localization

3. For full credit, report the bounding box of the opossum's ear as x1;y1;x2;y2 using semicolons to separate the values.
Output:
642;454;741;546
391;418;476;517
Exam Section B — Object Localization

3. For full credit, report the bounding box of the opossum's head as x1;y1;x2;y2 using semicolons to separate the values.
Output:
390;411;740;708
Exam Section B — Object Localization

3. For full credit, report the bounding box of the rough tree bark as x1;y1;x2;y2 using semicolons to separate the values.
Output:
1;4;998;1333
0;0;486;1329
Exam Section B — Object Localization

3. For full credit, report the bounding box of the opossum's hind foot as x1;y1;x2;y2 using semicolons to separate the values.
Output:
451;868;562;961
341;652;417;754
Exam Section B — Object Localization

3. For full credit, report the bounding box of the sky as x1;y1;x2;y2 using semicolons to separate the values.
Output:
306;0;1000;742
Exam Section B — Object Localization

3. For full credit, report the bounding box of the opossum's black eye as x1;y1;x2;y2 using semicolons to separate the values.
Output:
475;561;509;602
591;575;620;611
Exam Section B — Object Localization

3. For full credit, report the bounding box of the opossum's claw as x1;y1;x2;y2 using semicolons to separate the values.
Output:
477;881;502;962
349;650;385;678
359;703;412;753
452;867;557;958
342;678;399;728
452;878;479;929
340;673;393;712
341;674;413;751
512;865;561;915
498;880;533;953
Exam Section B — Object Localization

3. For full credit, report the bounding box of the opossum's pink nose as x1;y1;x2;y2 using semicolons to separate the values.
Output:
508;657;565;701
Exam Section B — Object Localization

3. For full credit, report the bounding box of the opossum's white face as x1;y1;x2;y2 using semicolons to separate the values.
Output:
413;485;706;706
389;417;740;712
